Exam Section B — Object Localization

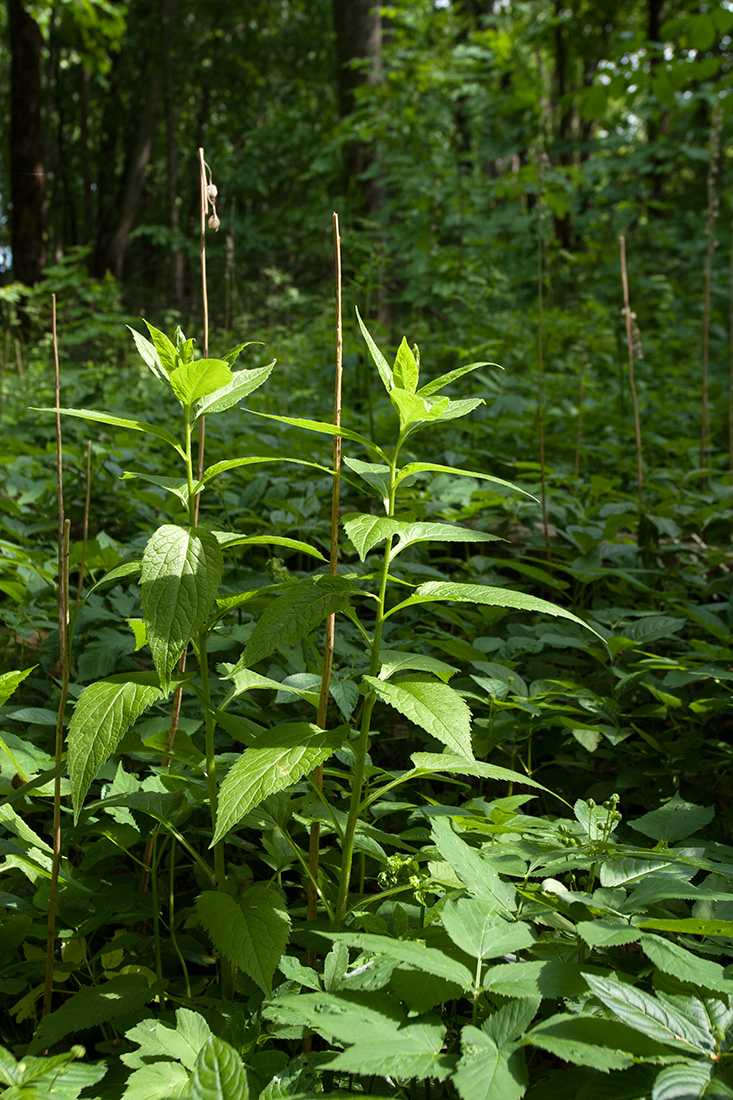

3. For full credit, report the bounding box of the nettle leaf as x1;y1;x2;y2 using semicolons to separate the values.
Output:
342;513;404;559
393;338;419;393
197;885;290;996
33;408;183;455
169;359;233;413
390;581;603;640
640;934;733;992
29;974;157;1054
328;1016;453;1081
431;816;516;914
418;361;495;398
633;794;715;845
356;306;393;392
525;1015;636;1073
214;723;342;842
239;575;354;668
0;667;35;707
454;1025;527;1100
68;672;177;814
379;650;457;683
395;461;536;499
141;525;223;692
128;324;168;382
317;931;474;990
440;899;535;959
121;1059;189;1100
363;674;474;759
584;973;715;1054
190;1036;248;1100
125;1007;212;1070
193;363;274;419
483;999;540;1046
576;918;642;948
651;1062;713;1100
342;457;391;502
144;320;179;374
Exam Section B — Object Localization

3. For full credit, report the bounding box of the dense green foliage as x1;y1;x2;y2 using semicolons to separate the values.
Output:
0;1;732;1098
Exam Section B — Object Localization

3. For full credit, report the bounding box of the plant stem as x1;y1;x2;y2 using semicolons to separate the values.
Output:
76;439;92;603
619;235;644;509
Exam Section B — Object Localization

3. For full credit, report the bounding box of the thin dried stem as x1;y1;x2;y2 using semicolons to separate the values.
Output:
702;106;722;473
620;236;644;508
536;162;550;557
195;146;211;525
307;213;344;932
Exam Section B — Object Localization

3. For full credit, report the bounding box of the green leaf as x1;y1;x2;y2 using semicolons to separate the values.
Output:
584;973;715;1054
192;363;274;419
633;795;715;845
640;934;733;992
525;1015;636;1072
391;520;503;558
144;320;179;374
32;408;183;455
214;532;324;560
29;974;157;1054
239;575;353;668
0;1045;18;1086
651;1062;713;1100
0;667;35;707
169;359;232;412
342;513;404;560
342;514;503;561
418;361;495;398
342;457;390;502
121;1060;189;1100
389;581;604;639
483;1000;539;1046
396;461;536;498
125;1007;212;1071
440;899;534;959
363;674;474;759
379;650;457;683
197;885;290;996
250;411;385;459
393;338;419;393
214;723;341;842
576;919;642;948
327;1015;453;1081
85;559;142;598
141;525;223;692
68;673;171;814
431;816;516;914
454;1025;527;1100
638;919;733;937
356;306;393;392
190;1036;248;1100
316;931;474;989
121;471;195;504
410;752;548;791
128;324;168;382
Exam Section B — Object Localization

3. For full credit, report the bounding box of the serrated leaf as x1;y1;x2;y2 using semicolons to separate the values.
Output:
0;667;35;707
418;361;495;398
584;973;715;1054
68;673;169;814
170;359;232;412
410;751;547;790
576;919;642;948
343;457;390;502
29;974;157;1054
128;324;168;382
640;934;733;992
143;320;179;374
440;899;534;959
363;674;474;759
124;1008;212;1071
190;1036;248;1100
121;1059;189;1100
638;919;733;937
483;999;539;1046
141;525;223;692
526;1015;635;1072
316;931;474;989
197;885;290;996
327;1016;453;1081
214;723;341;842
193;363;274;418
393;338;419;392
431;816;516;913
32;408;183;455
239;575;353;668
389;581;603;639
393;520;502;556
395;461;536;498
379;650;457;683
652;1062;713;1100
634;795;715;845
213;532;324;560
454;1026;527;1100
86;559;142;598
356;306;393;392
341;513;403;559
121;472;194;504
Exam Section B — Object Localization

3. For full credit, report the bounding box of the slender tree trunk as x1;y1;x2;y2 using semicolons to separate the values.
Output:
8;0;46;285
161;0;183;304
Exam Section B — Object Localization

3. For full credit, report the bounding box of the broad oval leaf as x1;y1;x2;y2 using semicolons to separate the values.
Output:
455;1026;527;1100
363;674;474;759
441;899;534;959
197;884;290;996
68;673;169;815
169;359;233;412
141;525;223;692
214;723;342;842
193;362;274;419
239;575;353;668
640;934;732;992
190;1036;248;1100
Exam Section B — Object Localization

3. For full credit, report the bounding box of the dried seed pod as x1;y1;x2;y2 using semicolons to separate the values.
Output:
208;212;221;231
207;183;218;203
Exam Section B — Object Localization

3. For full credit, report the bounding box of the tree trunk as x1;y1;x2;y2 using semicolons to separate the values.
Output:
332;0;381;212
161;0;183;305
8;0;46;285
